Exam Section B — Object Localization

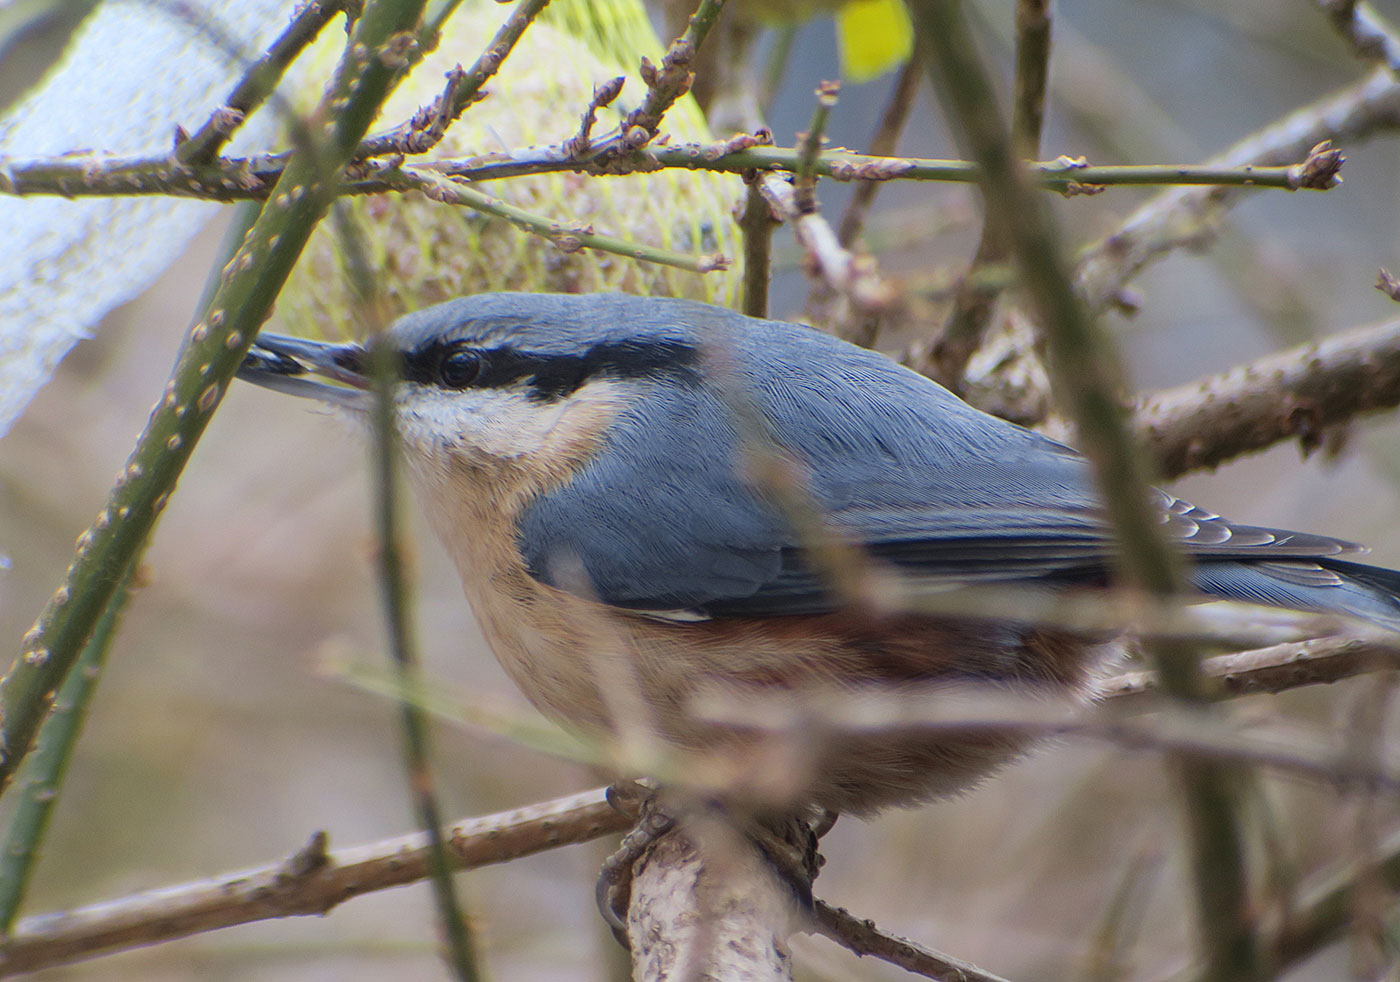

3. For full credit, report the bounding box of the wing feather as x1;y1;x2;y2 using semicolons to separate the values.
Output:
515;318;1373;619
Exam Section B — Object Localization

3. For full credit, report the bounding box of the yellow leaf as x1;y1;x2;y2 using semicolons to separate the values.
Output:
836;0;914;83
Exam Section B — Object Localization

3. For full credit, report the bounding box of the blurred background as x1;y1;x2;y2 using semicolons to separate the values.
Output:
4;0;1400;978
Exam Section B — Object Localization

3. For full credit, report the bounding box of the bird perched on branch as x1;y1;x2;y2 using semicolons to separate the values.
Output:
239;293;1400;814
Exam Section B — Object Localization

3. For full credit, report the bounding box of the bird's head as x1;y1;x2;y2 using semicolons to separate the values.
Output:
238;293;734;514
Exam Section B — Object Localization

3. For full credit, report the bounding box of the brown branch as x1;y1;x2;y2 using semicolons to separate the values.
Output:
1100;634;1400;705
813;900;1015;982
6;628;1398;977
0;146;1337;202
0;789;630;976
615;0;727;151
629;815;801;982
1131;318;1400;479
740;178;777;318
758;174;893;326
1076;57;1397;313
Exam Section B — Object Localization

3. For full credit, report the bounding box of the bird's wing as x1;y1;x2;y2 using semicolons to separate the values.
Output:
516;330;1365;618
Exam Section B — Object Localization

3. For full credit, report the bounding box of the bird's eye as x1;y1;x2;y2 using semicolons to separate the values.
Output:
436;346;483;389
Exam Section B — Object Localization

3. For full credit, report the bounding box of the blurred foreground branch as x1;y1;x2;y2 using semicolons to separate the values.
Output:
3;629;1395;976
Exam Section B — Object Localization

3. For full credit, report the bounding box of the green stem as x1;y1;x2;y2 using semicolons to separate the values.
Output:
739;179;775;318
368;343;484;982
3;0;430;796
0;568;135;931
358;0;553;158
176;0;348;165
0;150;1334;201
407;167;728;273
905;1;1262;979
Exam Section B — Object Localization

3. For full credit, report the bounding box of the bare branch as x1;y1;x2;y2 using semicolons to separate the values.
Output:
176;0;349;165
356;0;554;158
8;626;1400;977
629;816;801;982
909;1;1260;976
616;0;728;149
0;147;1337;202
1100;634;1400;704
739;178;777;318
813;899;1015;982
758;174;893;321
0;789;630;975
1077;62;1400;313
3;0;433;802
406;166;729;273
1132;318;1400;479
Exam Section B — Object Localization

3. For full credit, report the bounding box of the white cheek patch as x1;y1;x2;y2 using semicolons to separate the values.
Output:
395;378;630;467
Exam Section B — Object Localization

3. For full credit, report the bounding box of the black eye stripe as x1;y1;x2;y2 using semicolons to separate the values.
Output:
401;338;701;401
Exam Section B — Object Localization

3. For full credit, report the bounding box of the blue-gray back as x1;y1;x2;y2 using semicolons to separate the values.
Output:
406;294;1400;629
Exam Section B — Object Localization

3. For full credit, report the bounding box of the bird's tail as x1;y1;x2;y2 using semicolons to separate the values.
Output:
1191;558;1400;634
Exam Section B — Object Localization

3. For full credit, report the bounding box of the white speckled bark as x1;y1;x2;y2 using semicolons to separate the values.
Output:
629;825;797;982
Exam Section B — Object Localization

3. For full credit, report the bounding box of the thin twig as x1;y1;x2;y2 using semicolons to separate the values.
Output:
837;56;922;248
563;76;628;159
2;0;431;797
925;0;1052;391
793;80;839;211
0;148;1342;201
1133;317;1400;479
1076;59;1396;314
758;174;891;318
5;632;1399;976
0;789;631;976
813;899;1015;982
177;0;349;165
739;178;776;318
1100;635;1400;704
616;0;728;150
334;191;482;980
406;167;729;273
357;0;554;158
907;3;1261;980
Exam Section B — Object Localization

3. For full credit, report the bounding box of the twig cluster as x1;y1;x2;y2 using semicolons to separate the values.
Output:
7;0;1400;978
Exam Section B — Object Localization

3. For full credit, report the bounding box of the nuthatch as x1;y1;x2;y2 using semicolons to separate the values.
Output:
239;292;1400;813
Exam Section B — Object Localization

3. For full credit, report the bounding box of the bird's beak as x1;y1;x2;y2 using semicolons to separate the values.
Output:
238;333;372;411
